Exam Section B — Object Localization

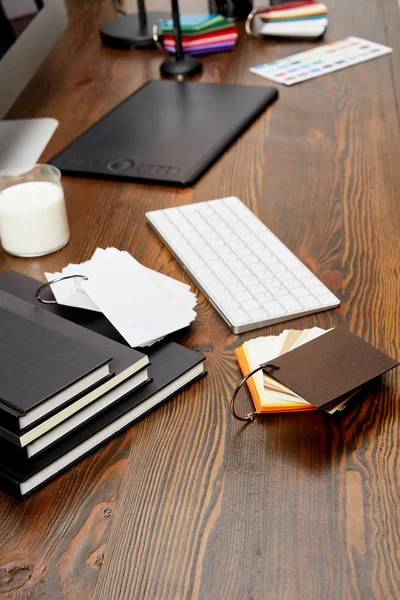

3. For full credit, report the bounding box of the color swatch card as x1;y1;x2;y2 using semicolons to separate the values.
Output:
235;327;399;416
161;14;237;56
45;248;197;347
256;1;328;40
250;37;392;86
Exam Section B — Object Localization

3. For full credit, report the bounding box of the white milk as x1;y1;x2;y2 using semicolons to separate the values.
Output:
0;181;69;256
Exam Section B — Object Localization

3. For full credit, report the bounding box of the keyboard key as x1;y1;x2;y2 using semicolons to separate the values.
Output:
208;259;225;271
301;275;321;288
256;292;273;304
310;284;329;296
241;299;261;311
264;255;279;265
217;244;232;256
291;286;310;298
192;240;209;252
247;240;265;251
189;258;206;269
249;261;266;273
236;291;253;303
214;267;232;278
229;239;246;250
277;269;292;281
236;267;252;279
264;301;286;317
202;251;219;262
221;298;240;310
248;308;269;321
264;278;281;290
202;273;219;285
208;282;225;293
279;295;302;312
269;262;287;274
241;275;258;287
284;278;303;290
292;266;312;279
244;253;260;265
227;308;250;325
317;292;340;305
271;286;290;298
226;282;246;294
298;295;320;309
258;271;276;282
214;289;233;301
248;283;267;295
223;274;239;286
196;267;212;278
258;249;273;261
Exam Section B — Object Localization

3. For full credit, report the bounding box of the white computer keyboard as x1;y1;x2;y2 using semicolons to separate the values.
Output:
146;197;340;334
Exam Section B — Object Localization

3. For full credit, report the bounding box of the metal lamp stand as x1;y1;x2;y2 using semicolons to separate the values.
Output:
100;0;169;49
160;0;202;77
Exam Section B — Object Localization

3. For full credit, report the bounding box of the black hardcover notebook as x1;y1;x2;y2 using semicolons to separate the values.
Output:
0;288;149;448
0;270;127;345
49;80;278;186
0;308;112;434
0;271;206;500
0;342;205;500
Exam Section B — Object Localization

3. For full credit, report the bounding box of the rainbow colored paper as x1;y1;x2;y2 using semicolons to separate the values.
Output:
161;14;238;56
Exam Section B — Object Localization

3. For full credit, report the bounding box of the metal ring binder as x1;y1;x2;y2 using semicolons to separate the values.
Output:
245;8;259;37
245;7;274;38
152;20;167;53
230;363;279;422
35;275;88;304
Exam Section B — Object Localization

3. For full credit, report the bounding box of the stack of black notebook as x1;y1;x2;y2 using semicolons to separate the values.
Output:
0;270;206;500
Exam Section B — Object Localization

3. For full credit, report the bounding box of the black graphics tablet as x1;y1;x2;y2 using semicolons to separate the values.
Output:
50;80;278;187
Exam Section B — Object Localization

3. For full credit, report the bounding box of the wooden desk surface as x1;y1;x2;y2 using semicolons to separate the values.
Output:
1;1;399;598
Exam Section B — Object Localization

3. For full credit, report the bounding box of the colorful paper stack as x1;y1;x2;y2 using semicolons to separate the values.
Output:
256;1;328;40
161;14;238;56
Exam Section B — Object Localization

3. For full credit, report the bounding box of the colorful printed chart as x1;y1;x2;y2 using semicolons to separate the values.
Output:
250;37;392;86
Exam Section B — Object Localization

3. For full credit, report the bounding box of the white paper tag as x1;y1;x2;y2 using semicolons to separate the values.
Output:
46;248;197;347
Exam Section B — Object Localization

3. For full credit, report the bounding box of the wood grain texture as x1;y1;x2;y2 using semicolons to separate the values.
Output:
1;0;400;598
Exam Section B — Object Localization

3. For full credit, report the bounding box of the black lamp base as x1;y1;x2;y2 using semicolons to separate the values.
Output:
160;55;202;77
100;12;169;49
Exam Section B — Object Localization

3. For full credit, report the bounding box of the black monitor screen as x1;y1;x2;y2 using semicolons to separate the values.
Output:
0;1;43;57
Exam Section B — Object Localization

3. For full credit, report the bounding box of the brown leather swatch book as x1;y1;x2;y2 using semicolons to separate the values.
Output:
235;327;398;415
268;327;399;411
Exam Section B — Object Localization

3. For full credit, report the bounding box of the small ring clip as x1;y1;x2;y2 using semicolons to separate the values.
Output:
152;19;167;53
112;0;127;16
245;7;267;37
230;363;279;422
35;274;88;304
245;8;258;37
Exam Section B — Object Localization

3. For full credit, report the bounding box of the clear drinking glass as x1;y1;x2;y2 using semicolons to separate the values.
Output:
0;164;70;257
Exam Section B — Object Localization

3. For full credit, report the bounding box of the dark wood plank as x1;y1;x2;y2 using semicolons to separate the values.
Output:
0;0;399;598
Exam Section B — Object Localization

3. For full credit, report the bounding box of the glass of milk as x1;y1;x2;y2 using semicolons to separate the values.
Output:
0;164;70;257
